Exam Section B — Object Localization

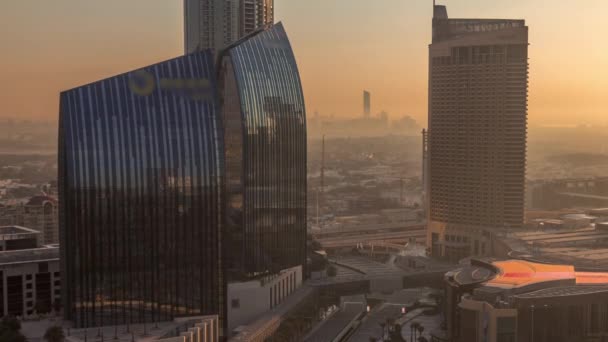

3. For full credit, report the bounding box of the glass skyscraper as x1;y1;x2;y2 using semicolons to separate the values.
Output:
59;50;224;327
220;22;307;279
59;22;306;331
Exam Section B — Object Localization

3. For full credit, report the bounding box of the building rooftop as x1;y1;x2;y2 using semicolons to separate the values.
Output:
0;225;40;236
514;285;608;299
503;224;608;267
0;246;58;266
26;195;57;206
448;259;608;302
64;316;218;342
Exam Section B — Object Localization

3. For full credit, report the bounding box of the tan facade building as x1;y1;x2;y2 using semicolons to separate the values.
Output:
427;4;528;260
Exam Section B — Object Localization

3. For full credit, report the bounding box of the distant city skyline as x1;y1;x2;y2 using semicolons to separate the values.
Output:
1;0;608;126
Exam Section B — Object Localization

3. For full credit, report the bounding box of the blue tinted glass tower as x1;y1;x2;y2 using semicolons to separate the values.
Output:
59;22;307;333
220;22;307;279
59;50;224;327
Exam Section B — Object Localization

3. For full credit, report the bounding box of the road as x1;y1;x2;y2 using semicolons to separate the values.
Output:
318;230;426;248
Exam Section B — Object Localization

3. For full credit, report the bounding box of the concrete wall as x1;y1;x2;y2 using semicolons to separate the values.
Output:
1;258;60;318
227;265;302;333
153;316;219;342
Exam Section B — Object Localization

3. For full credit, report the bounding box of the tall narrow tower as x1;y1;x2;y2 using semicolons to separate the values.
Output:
363;90;371;117
184;0;274;54
427;4;528;260
421;128;428;209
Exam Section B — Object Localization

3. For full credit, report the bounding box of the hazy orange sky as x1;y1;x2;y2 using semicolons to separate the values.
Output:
1;0;607;127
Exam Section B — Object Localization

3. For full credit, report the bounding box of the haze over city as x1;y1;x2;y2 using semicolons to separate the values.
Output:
3;1;608;342
1;0;607;126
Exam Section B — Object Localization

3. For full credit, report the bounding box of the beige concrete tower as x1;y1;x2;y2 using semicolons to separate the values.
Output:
427;4;528;260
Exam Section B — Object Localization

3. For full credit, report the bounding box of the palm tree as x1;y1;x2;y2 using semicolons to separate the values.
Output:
417;324;425;338
44;326;65;342
389;323;404;342
411;322;421;341
409;323;414;341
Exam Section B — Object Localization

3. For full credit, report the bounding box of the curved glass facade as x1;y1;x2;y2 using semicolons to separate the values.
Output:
58;51;223;328
220;22;307;278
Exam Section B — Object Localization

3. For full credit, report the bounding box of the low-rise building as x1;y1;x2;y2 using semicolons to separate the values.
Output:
0;225;40;251
443;259;608;342
227;266;303;335
0;226;59;318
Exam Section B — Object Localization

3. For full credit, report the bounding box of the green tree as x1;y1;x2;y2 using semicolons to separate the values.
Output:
417;324;425;337
310;239;322;251
35;301;51;314
0;330;27;342
0;316;27;342
44;326;65;342
0;316;20;332
326;265;337;277
53;298;62;314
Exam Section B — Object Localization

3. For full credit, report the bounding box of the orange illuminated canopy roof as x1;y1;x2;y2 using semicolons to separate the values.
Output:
487;260;608;289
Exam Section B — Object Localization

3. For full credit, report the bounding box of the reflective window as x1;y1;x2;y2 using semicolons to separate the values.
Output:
59;50;223;328
221;23;307;278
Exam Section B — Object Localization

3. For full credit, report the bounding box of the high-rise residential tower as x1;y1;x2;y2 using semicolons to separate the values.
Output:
184;0;274;54
240;0;273;36
427;4;528;261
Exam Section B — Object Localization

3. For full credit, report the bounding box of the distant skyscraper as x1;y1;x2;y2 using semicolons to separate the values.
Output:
184;0;274;54
59;50;224;327
427;4;528;260
240;0;273;36
363;90;371;117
